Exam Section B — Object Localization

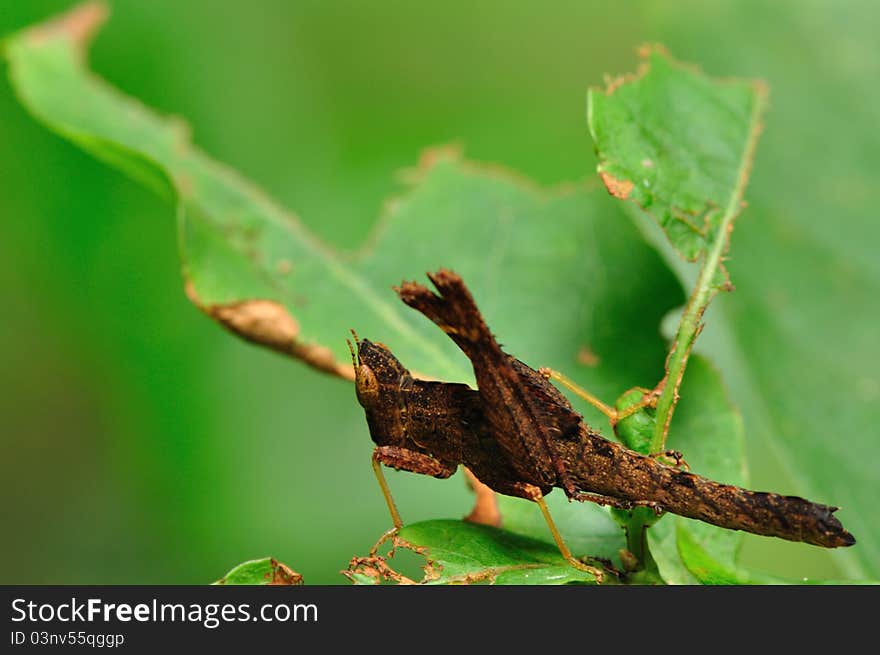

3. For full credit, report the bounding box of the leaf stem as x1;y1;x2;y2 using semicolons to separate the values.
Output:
624;508;651;563
649;89;766;454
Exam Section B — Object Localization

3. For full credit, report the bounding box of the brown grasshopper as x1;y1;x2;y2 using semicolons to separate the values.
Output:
352;270;854;580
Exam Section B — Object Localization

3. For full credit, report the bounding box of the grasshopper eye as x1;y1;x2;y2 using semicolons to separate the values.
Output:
355;364;380;407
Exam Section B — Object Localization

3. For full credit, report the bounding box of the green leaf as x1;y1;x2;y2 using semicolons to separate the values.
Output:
349;520;601;585
648;520;699;585
674;524;875;585
588;47;766;268
674;523;753;585
213;557;303;585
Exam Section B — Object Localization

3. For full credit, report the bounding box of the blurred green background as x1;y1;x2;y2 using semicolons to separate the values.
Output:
1;0;876;583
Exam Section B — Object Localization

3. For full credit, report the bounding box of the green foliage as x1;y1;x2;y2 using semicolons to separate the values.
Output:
3;3;873;585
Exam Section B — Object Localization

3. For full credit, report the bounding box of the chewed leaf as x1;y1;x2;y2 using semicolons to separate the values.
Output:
2;4;684;398
588;46;766;277
214;557;303;585
345;520;604;585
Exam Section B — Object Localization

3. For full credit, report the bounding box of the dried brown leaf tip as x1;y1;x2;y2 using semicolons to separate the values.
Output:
599;171;634;199
266;559;304;585
184;280;354;380
26;1;108;50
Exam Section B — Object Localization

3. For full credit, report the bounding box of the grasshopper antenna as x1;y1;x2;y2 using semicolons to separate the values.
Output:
347;329;360;368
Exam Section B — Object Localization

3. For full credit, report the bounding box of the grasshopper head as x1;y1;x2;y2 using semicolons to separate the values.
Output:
348;335;409;410
348;334;413;448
